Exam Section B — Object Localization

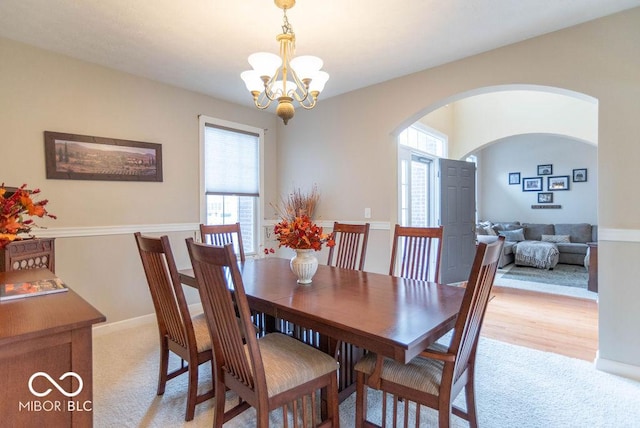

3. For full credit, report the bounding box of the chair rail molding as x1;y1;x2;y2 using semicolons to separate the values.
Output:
33;223;200;238
598;228;640;243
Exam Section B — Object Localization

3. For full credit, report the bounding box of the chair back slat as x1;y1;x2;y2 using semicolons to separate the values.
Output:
449;236;505;382
186;240;264;393
389;225;444;282
134;233;191;350
200;223;246;262
327;222;370;271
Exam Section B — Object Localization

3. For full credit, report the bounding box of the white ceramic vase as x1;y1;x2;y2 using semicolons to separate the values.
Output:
290;249;318;284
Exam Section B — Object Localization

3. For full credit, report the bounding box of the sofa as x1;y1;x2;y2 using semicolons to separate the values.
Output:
476;221;597;268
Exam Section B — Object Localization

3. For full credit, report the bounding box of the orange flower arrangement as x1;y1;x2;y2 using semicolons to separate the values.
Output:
0;184;56;248
273;215;335;251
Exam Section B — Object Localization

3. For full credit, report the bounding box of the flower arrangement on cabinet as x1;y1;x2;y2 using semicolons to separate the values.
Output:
0;184;56;248
274;215;335;251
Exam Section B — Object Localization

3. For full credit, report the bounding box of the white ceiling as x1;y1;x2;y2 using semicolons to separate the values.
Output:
1;0;639;109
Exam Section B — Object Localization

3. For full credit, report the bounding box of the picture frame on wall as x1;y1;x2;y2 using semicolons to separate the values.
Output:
573;168;588;182
522;177;543;192
547;175;570;190
538;192;553;203
508;172;521;185
537;164;553;175
44;131;163;182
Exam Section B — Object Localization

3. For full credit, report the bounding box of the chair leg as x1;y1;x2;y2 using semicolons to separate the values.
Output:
327;373;340;427
257;407;270;428
438;405;451;428
157;340;169;395
184;361;198;421
355;372;367;428
213;377;226;428
465;378;478;428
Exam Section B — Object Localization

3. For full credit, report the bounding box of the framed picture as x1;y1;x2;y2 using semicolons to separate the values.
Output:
538;192;553;203
522;177;543;192
547;175;570;190
537;164;553;175
573;168;588;182
508;172;521;185
44;131;163;182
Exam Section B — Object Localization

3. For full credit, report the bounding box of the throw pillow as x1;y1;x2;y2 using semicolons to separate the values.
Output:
484;226;497;236
498;228;525;242
541;234;571;243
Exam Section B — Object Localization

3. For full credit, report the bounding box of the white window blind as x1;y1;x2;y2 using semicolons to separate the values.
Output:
204;125;259;196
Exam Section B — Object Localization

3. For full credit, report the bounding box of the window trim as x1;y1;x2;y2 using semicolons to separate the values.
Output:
198;115;264;254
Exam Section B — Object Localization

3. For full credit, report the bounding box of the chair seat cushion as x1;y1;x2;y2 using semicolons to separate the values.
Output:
254;333;339;398
354;343;448;395
191;313;213;353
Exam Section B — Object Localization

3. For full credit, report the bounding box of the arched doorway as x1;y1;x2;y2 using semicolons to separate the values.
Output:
393;85;599;360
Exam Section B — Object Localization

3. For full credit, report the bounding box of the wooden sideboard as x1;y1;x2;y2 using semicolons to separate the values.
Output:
0;268;105;427
0;237;56;273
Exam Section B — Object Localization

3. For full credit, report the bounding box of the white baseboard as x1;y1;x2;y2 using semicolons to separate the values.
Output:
92;303;204;338
595;351;640;381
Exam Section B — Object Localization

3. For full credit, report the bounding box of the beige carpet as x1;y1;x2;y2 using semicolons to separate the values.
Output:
93;322;640;427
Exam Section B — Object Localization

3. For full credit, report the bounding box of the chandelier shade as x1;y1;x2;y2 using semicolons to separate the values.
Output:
240;0;329;125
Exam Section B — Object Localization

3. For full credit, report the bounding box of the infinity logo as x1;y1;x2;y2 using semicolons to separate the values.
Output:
28;372;84;398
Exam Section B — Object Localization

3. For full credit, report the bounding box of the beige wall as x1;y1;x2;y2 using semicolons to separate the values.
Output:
0;37;279;323
451;90;598;157
277;8;640;376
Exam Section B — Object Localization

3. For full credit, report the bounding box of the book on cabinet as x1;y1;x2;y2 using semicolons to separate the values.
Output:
0;276;68;301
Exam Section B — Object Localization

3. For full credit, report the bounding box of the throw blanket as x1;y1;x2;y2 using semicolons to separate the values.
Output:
515;241;559;269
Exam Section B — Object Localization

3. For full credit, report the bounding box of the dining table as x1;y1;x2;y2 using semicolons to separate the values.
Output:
179;257;465;399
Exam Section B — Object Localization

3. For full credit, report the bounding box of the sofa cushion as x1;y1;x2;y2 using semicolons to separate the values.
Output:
523;223;555;241
554;223;592;243
541;234;571;243
498;228;525;242
492;222;521;233
476;235;498;244
556;243;588;255
502;241;516;255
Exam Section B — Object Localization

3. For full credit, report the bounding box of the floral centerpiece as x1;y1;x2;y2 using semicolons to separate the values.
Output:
274;215;334;284
271;186;334;284
0;184;56;248
273;215;335;251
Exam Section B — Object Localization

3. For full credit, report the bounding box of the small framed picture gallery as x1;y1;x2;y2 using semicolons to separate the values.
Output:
537;164;553;175
508;172;521;185
573;168;587;182
547;175;570;191
538;192;553;203
522;177;543;192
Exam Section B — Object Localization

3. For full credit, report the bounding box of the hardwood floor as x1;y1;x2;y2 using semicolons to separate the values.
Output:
482;285;598;361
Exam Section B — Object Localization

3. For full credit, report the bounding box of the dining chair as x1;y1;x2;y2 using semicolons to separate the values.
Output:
325;222;370;396
389;224;444;282
134;232;214;421
186;239;340;428
327;222;370;271
200;222;246;262
354;236;505;428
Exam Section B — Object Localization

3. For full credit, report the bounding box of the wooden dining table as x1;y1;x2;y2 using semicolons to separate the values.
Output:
179;257;464;398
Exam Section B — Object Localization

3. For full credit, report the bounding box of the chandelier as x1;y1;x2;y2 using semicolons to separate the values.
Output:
240;0;329;125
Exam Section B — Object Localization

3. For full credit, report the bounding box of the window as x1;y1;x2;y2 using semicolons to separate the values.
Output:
398;123;447;157
200;116;263;256
398;124;447;227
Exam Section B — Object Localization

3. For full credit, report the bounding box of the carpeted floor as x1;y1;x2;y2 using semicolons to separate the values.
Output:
93;322;640;427
501;263;588;288
495;263;596;300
